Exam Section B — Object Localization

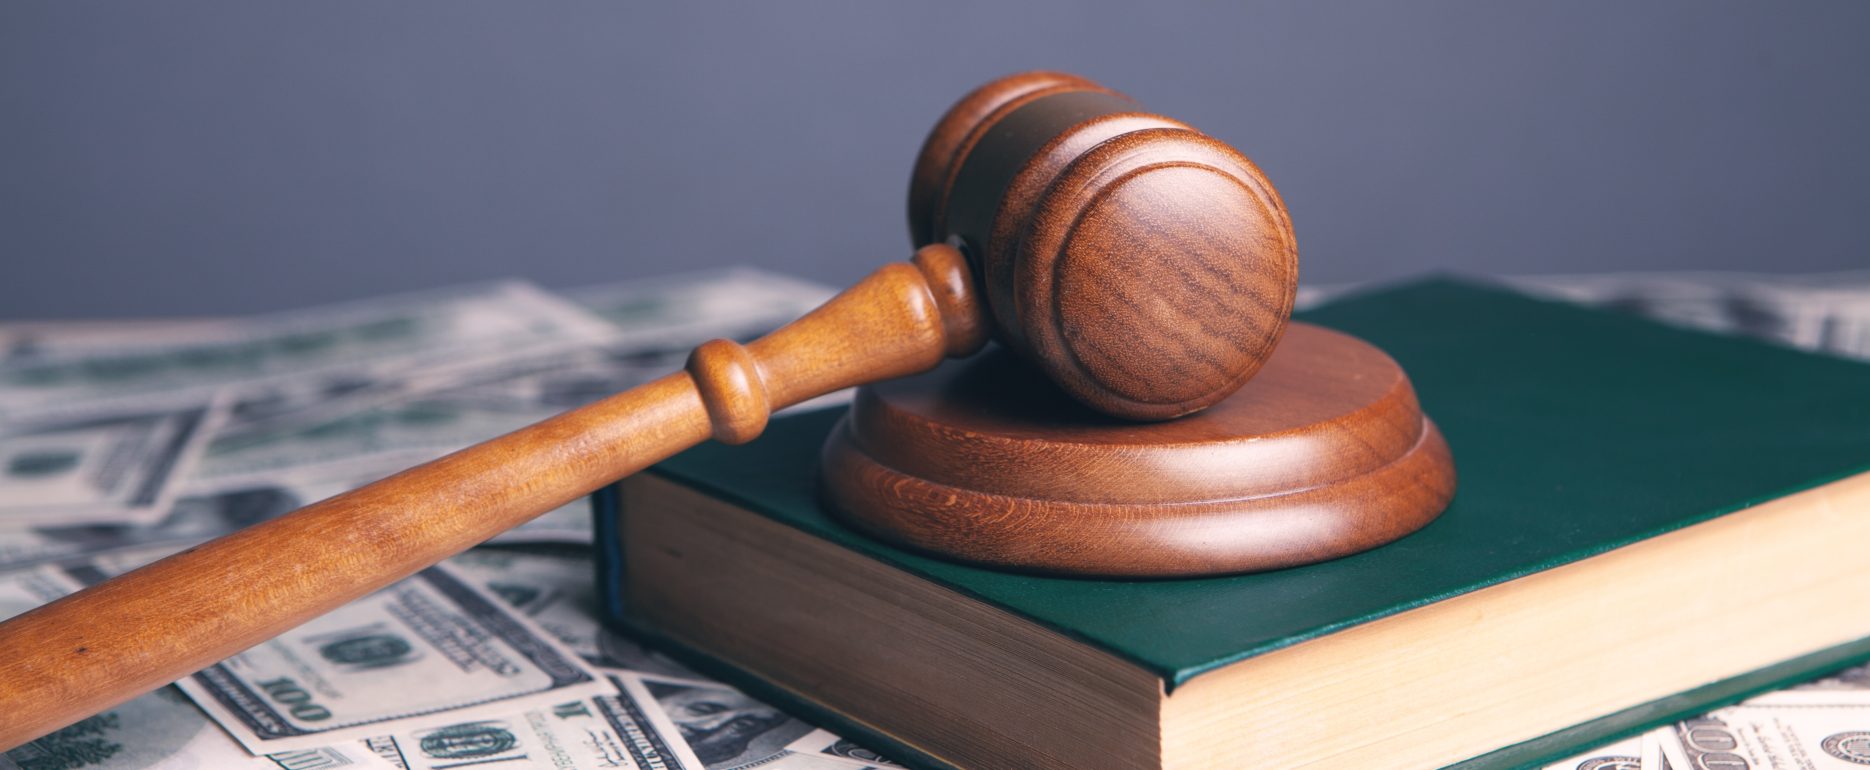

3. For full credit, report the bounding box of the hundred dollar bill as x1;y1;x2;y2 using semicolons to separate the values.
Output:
1298;271;1870;361
0;281;618;420
7;387;577;562
195;385;568;485
1647;729;1677;770
632;674;817;770
446;548;705;677
738;753;891;770
192;453;595;545
591;626;709;682
0;318;239;363
187;269;843;489
0;564;394;770
0;687;401;770
572;268;851;414
448;549;603;660
197;339;849;492
1541;734;1641;770
1741;663;1870;708
0;455;590;573
783;729;899;768
1657;705;1870;769
0;399;225;527
241;454;594;546
364;673;705;770
7;568;347;770
0;563;83;622
56;561;612;754
0;483;304;571
568;268;834;350
1511;271;1870;359
187;344;645;486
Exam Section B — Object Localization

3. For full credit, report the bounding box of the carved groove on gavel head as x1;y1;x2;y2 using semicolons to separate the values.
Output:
908;71;1299;421
0;71;1305;751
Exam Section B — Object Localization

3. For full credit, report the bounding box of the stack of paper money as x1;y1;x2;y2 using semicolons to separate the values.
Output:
1299;269;1870;362
2;268;1865;770
0;270;894;770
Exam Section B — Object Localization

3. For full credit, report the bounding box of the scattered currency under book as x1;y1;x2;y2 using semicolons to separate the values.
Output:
0;569;401;770
0;282;620;423
0;687;404;770
1540;734;1643;770
1656;705;1870;770
0;399;223;527
1301;269;1870;362
786;729;902;768
4;268;1866;767
0;272;827;565
65;561;612;755
365;671;706;770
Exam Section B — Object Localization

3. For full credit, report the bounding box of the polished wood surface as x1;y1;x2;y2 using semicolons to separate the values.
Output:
0;70;1368;745
914;74;1298;420
0;245;986;749
821;323;1456;576
907;71;1112;248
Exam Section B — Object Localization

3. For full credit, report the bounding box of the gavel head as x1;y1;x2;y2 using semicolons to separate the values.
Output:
908;72;1299;421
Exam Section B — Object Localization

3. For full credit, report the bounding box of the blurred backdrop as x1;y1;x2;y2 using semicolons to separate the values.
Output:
2;2;1866;319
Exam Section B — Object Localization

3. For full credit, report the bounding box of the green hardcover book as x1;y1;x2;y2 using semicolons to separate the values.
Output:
591;279;1870;770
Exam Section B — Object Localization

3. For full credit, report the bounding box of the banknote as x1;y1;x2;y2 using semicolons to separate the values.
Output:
0;451;594;573
1647;729;1677;770
1299;271;1870;361
591;626;709;683
737;753;891;770
783;729;899;768
194;454;595;545
364;673;705;770
1541;734;1641;770
1656;705;1870;769
0;318;238;363
632;674;817;770
0;483;306;571
0;399;225;527
448;549;604;660
446;547;705;678
186;341;672;487
0;687;400;770
198;349;850;495
0;281;618;420
1518;271;1870;361
567;268;834;351
194;384;570;485
0;563;83;623
60;562;615;754
5;570;392;770
195;315;847;490
488;498;596;546
1511;271;1870;359
1746;663;1870;706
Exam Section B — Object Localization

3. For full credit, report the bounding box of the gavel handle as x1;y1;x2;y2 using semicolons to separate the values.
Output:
0;245;986;750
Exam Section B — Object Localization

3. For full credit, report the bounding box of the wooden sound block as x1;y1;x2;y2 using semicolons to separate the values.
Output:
819;323;1456;577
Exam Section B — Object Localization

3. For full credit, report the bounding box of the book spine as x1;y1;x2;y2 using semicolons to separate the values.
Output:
591;480;629;630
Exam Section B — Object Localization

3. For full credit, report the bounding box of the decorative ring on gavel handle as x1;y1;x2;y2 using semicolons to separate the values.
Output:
0;71;1299;749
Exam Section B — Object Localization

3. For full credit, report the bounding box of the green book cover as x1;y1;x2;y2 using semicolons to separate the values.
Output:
593;278;1870;768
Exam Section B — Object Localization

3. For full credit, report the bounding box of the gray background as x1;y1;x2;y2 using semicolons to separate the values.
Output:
2;2;1866;320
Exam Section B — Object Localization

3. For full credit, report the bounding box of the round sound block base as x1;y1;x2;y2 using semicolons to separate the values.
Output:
819;323;1456;577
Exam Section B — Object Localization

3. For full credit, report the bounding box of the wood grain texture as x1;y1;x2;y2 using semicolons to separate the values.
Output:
0;244;986;750
908;71;1112;248
820;323;1456;577
910;74;1298;420
0;69;1336;744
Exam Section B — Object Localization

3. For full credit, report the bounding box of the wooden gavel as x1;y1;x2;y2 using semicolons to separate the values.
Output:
0;71;1298;747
